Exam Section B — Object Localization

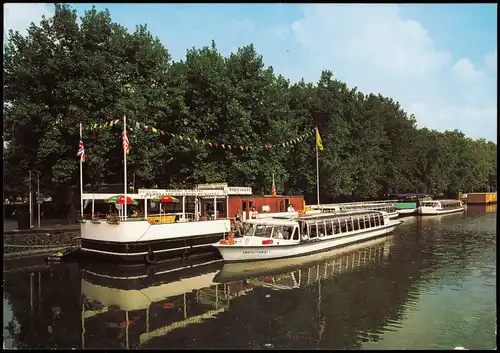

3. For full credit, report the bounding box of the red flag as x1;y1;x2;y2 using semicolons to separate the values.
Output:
122;131;130;155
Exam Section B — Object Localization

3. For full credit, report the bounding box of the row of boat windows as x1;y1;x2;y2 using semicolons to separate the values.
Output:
421;201;462;208
249;213;386;240
339;205;396;213
303;213;385;238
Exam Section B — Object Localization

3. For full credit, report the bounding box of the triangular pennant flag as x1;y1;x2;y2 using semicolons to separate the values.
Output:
208;142;213;148
161;130;166;135
194;139;198;144
239;146;244;150
245;146;249;151
265;145;269;150
109;120;114;127
169;133;175;137
214;143;219;148
179;135;183;141
187;137;191;142
136;122;140;128
145;126;149;132
282;142;286;147
152;127;157;133
114;119;119;125
221;144;225;149
227;145;231;149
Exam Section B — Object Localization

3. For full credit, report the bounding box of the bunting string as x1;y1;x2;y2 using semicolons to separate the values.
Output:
88;119;316;151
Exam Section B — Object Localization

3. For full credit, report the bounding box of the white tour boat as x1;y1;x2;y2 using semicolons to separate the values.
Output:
213;210;401;262
417;199;464;215
311;202;400;219
80;188;232;264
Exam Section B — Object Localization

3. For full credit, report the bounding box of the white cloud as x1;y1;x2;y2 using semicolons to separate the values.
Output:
289;4;497;142
485;51;497;73
3;3;54;38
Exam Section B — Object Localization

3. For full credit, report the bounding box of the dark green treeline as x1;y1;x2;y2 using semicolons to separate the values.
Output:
3;4;497;204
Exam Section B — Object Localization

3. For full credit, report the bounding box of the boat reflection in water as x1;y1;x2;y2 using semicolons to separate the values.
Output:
80;256;255;349
81;236;394;349
214;235;393;285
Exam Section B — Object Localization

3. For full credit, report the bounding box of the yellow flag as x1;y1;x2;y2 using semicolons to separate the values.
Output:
316;127;324;151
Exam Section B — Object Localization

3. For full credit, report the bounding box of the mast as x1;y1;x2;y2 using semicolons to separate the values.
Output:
123;115;128;221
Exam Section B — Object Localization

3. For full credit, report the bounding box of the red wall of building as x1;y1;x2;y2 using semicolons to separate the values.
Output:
228;195;304;220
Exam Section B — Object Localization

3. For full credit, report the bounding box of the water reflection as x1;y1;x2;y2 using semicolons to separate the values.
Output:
3;210;496;350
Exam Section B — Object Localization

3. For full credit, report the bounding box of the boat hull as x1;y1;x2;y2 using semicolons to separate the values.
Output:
388;211;400;219
417;206;464;215
214;235;393;283
214;220;400;262
80;219;230;263
397;208;417;216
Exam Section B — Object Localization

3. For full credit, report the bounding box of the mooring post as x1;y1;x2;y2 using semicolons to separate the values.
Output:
37;171;41;228
28;171;32;229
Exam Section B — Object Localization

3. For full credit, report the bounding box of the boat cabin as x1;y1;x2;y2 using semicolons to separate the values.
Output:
82;183;305;225
315;202;396;215
420;200;462;209
241;211;388;243
197;183;305;221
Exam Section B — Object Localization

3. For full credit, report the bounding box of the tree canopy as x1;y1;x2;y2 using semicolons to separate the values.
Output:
3;4;497;204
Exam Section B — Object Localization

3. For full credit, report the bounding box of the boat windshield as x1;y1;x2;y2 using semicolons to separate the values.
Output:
253;224;273;238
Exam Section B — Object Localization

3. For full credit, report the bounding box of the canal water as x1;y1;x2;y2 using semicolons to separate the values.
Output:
3;205;496;350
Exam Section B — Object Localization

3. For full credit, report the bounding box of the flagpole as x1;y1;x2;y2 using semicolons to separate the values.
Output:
79;122;84;217
316;141;320;206
123;115;128;222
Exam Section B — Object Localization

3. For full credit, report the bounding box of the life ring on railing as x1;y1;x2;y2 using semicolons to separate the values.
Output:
145;250;157;265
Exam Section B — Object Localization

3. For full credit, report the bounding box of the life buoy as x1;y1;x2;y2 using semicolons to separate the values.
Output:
145;250;157;265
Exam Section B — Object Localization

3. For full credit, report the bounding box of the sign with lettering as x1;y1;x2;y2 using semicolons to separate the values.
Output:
138;189;226;197
196;183;228;190
227;186;252;195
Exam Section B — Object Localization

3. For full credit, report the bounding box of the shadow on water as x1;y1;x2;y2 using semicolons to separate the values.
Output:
3;210;496;350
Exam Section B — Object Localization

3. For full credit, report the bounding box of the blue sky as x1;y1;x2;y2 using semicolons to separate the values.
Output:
4;3;498;142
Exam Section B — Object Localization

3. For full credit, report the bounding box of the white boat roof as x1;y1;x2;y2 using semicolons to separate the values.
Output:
313;202;394;209
298;210;384;221
245;218;298;227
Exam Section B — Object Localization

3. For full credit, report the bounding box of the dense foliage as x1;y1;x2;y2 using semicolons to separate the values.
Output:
3;5;497;204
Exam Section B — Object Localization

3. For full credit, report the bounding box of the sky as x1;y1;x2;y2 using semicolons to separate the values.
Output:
4;3;498;142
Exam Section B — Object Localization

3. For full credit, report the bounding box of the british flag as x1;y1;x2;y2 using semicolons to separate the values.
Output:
77;136;85;162
122;131;130;155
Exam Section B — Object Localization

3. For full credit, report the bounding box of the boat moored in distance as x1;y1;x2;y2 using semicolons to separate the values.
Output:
312;202;400;219
213;210;401;262
389;193;433;216
417;199;465;215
